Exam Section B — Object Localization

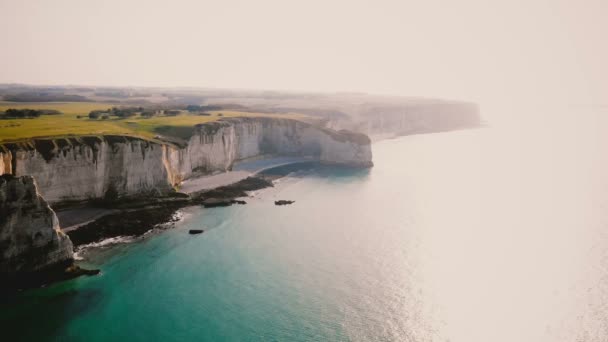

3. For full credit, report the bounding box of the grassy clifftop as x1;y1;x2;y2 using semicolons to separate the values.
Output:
0;102;307;143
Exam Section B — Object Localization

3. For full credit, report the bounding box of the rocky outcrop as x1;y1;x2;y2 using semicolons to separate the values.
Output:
0;175;74;275
1;118;372;203
275;200;295;206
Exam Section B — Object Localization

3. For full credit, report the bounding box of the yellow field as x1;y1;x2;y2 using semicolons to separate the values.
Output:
0;102;306;143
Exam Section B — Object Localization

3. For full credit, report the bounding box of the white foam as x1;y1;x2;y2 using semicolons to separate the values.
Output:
76;236;136;251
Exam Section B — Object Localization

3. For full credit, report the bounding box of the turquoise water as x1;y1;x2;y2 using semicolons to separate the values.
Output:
4;120;608;341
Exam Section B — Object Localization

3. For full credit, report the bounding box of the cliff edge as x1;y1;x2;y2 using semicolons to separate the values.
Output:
0;175;74;275
0;117;373;203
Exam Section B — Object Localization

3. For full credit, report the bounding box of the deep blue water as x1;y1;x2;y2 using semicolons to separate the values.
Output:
4;125;608;341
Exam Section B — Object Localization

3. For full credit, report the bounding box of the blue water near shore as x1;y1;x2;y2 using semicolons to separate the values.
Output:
4;120;608;341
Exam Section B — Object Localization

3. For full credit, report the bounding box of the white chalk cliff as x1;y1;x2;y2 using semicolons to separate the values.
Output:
0;175;74;274
1;117;373;203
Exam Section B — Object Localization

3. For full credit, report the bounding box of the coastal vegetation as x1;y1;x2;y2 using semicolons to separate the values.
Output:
0;101;306;143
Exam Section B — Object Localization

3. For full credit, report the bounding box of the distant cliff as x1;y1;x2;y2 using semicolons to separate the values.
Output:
0;117;372;203
0;175;74;275
199;92;482;138
323;101;481;139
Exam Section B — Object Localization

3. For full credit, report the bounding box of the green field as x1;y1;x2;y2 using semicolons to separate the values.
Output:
0;102;305;143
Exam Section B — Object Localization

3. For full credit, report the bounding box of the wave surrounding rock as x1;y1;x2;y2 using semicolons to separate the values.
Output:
0;175;74;275
0;117;373;203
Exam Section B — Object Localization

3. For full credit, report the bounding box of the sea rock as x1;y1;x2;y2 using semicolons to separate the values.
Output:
275;200;295;206
201;198;234;208
199;176;273;199
201;198;248;208
65;264;101;276
0;175;74;275
67;204;183;247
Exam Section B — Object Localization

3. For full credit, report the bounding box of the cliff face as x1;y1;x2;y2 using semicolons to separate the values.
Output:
5;137;173;202
1;118;372;203
163;121;238;184
0;175;74;274
167;118;372;180
0;149;11;175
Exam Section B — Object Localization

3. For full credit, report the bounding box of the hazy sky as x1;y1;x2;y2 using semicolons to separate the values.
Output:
0;0;606;105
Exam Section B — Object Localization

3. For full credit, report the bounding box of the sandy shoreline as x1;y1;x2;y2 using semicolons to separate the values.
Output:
180;156;315;194
179;170;252;194
57;156;314;232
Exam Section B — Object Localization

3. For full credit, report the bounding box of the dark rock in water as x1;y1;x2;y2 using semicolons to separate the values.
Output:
0;261;100;293
198;176;273;199
201;198;247;208
189;229;204;234
65;264;101;277
275;200;295;206
67;204;182;247
82;268;101;276
202;198;234;208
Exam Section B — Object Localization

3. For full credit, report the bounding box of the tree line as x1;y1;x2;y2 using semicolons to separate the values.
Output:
0;108;62;118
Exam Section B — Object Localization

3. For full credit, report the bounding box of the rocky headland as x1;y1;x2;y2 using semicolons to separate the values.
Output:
0;175;98;291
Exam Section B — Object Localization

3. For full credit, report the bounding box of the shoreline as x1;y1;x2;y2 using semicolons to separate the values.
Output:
63;159;359;253
7;161;329;292
66;161;326;255
64;162;308;252
179;156;316;194
0;174;279;293
56;156;318;231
